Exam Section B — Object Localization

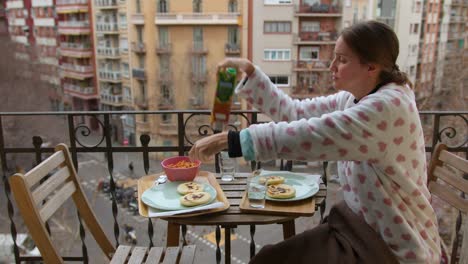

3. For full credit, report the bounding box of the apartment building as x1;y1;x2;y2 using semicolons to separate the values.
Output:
416;0;441;101
251;0;341;111
6;0;34;73
0;0;7;35
92;0;128;142
32;0;62;109
342;0;373;27
114;0;243;153
432;0;467;109
57;0;99;128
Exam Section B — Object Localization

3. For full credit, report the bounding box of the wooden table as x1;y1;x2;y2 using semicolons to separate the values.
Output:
140;172;327;264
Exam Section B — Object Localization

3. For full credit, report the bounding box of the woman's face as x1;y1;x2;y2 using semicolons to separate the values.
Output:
329;37;375;99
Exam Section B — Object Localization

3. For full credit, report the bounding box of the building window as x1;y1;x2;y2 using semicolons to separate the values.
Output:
119;13;127;29
227;27;238;45
228;0;237;12
264;0;291;4
269;75;289;86
345;0;351;7
264;21;291;33
299;46;319;61
263;49;291;60
193;27;203;49
158;0;168;13
301;21;320;32
193;0;202;13
162;114;171;123
120;38;128;52
122;63;129;77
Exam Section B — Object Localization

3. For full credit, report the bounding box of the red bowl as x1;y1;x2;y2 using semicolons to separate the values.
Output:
161;156;201;182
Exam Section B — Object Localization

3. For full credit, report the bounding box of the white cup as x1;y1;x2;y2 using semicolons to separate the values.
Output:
219;151;236;182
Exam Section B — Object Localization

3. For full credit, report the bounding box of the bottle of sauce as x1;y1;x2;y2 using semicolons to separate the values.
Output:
211;68;237;132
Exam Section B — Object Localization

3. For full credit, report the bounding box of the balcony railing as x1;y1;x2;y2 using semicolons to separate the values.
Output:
60;63;93;73
63;83;95;94
225;43;240;55
100;93;123;105
191;72;208;83
99;70;122;81
156;43;172;54
293;31;338;44
96;22;118;32
155;12;240;25
131;42;146;53
0;110;466;263
131;13;145;24
57;21;91;35
60;42;93;57
295;3;342;15
95;0;117;8
57;0;88;5
97;46;120;57
293;60;331;72
158;71;172;84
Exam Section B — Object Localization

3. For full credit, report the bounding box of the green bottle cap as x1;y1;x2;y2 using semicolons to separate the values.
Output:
226;67;237;76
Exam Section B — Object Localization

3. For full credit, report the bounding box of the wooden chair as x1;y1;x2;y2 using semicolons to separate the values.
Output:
427;144;468;264
9;143;196;264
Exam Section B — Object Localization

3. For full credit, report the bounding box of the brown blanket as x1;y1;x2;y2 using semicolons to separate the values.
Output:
249;202;399;264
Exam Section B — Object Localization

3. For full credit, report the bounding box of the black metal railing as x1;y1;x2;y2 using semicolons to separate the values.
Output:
0;110;466;263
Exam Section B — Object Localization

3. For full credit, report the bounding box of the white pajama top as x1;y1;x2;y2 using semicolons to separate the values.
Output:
236;67;441;264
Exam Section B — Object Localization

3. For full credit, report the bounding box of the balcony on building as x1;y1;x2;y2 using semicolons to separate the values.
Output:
293;31;338;45
191;71;207;84
135;119;150;133
100;93;123;106
97;46;120;58
99;70;122;82
190;42;208;54
60;42;93;57
9;18;26;26
156;42;172;55
38;56;59;66
56;0;88;14
135;96;148;109
36;36;57;46
158;122;177;135
40;74;60;85
225;42;240;55
157;71;172;84
131;13;144;25
132;68;146;81
33;17;55;27
293;60;330;72
96;22;118;34
131;42;146;53
32;0;53;7
58;21;91;35
60;63;94;79
11;35;28;44
158;97;174;110
95;0;117;9
155;12;240;25
295;3;342;16
63;82;98;99
6;0;24;9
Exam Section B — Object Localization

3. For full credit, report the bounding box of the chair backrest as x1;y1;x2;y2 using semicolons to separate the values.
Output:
427;143;468;264
428;144;468;213
9;144;115;263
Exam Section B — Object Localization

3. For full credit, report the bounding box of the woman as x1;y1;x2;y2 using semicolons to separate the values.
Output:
190;21;441;263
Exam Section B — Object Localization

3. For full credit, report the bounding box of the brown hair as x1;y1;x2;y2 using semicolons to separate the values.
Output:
341;20;413;88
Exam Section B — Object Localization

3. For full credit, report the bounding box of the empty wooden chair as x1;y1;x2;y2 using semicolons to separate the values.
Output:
9;143;196;264
428;143;468;264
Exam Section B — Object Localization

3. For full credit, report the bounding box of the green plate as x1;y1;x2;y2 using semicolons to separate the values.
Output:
142;181;217;210
253;172;320;202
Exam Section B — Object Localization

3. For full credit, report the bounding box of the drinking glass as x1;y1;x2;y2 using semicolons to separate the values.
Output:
246;177;267;208
219;151;236;182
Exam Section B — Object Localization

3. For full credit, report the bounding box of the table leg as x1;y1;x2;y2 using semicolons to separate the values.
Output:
282;220;296;240
167;222;180;247
225;227;231;264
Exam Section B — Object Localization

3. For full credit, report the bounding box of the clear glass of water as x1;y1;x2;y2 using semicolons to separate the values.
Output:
247;177;267;208
219;151;236;182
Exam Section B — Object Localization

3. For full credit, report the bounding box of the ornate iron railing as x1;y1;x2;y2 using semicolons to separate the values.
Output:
0;110;466;263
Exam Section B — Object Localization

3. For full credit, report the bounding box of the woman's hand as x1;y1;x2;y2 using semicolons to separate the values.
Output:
217;58;255;77
189;132;229;163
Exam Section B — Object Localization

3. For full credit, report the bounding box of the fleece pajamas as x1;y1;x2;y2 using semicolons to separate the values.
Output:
236;67;441;264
